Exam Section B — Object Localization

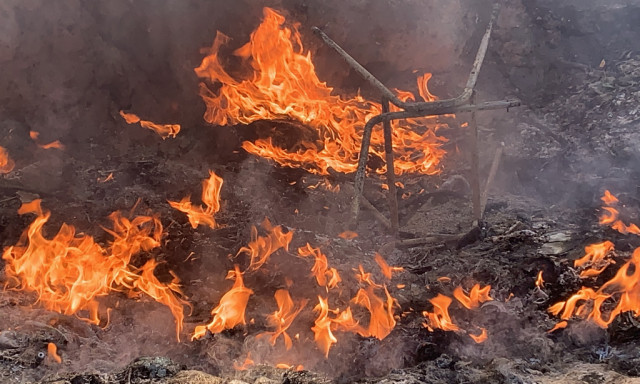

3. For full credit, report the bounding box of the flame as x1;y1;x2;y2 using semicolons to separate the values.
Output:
535;271;544;289
423;294;459;332
354;264;382;288
195;7;447;176
548;321;568;333
192;266;253;340
261;289;308;350
352;285;398;340
574;241;615;278
98;173;114;183
297;244;341;289
374;253;403;280
275;363;304;371
0;146;15;174
452;284;493;309
119;111;180;139
311;296;337;358
469;328;488;343
599;190;640;235
169;170;223;229
29;131;65;150
331;306;366;335
239;218;293;273
2;200;186;340
338;231;358;240
47;342;62;364
233;352;255;370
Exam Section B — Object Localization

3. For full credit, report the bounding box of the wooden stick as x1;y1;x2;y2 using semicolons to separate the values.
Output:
381;98;399;236
480;143;504;218
469;91;482;222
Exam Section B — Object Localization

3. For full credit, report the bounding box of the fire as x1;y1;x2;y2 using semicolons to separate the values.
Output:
374;253;403;280
0;146;15;174
169;170;223;229
599;190;640;235
452;284;492;309
275;363;304;371
338;231;358;240
233;352;254;371
352;285;398;340
192;266;253;340
297;243;341;289
98;173;114;183
574;241;615;278
29;131;65;150
47;342;62;364
2;200;187;340
535;271;544;289
261;289;308;350
195;7;447;176
331;306;365;335
238;218;293;273
119;111;180;139
354;264;382;288
469;328;488;343
311;296;337;357
423;294;459;332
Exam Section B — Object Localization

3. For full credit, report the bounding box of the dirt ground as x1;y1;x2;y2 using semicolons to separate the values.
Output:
2;1;640;383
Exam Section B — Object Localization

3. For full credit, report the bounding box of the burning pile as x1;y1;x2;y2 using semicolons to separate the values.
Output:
195;7;448;176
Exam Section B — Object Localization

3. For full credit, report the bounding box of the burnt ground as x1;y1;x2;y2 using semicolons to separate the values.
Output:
2;1;640;383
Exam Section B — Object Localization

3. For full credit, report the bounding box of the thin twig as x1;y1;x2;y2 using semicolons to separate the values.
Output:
469;91;482;221
381;98;399;236
480;143;504;217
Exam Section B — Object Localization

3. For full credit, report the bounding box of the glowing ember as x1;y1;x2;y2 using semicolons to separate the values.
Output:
239;218;293;273
0;146;15;174
2;200;186;339
169;170;223;229
338;231;358;240
535;271;544;289
298;243;341;289
423;294;460;332
119;111;180;139
311;296;337;357
469;328;488;343
452;284;492;309
98;173;114;183
574;241;615;278
352;285;398;340
374;253;403;280
260;289;308;350
195;7;447;176
47;342;62;364
192;266;253;340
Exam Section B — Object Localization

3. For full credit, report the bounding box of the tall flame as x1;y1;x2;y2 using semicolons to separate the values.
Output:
260;289;308;350
423;294;460;332
297;243;341;289
192;266;253;340
238;218;293;273
195;7;446;176
169;170;224;229
119;111;180;139
574;241;615;278
599;190;640;235
311;296;337;358
374;253;403;280
2;200;186;339
0;146;15;174
352;285;398;340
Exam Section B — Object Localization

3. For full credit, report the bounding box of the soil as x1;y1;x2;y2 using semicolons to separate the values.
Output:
1;1;640;383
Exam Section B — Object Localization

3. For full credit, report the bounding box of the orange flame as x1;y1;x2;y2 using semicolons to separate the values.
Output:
297;244;341;289
195;7;447;176
233;352;255;371
452;284;493;309
169;171;223;229
338;231;358;240
352;285;398;340
239;218;293;273
47;342;62;364
193;266;253;340
423;294;460;332
261;289;308;350
119;111;180;139
0;146;15;174
574;241;615;278
29;131;65;150
2;200;186;340
535;271;544;289
599;191;640;235
331;306;366;335
601;190;619;205
98;173;114;183
469;328;488;343
354;264;382;288
311;296;337;358
374;253;403;280
275;363;304;371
